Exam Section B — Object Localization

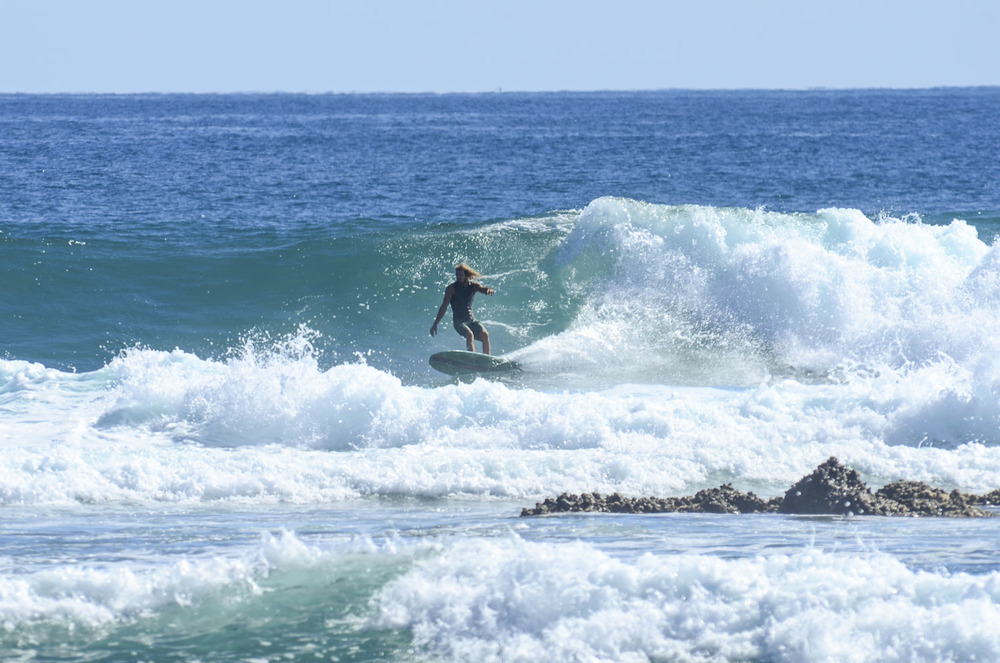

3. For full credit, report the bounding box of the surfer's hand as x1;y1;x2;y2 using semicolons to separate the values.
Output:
485;287;495;295
430;323;437;336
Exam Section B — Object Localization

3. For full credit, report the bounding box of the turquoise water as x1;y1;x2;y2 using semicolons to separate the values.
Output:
2;90;1000;661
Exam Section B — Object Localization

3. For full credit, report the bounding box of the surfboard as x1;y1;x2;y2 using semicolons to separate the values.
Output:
429;350;520;376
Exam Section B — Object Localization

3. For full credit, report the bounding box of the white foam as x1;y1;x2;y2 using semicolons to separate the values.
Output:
551;198;999;380
0;529;403;635
372;536;1000;663
3;338;1000;506
0;543;263;632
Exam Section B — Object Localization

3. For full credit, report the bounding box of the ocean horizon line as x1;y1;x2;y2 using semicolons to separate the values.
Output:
2;84;999;97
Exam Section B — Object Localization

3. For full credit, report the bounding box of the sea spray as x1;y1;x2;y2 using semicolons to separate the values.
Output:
553;198;997;376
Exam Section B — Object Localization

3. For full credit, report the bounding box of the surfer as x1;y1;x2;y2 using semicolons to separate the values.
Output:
430;263;495;354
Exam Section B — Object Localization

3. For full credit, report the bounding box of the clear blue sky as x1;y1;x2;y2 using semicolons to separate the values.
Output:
2;0;998;93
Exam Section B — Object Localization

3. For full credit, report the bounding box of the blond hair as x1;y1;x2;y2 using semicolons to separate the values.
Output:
454;263;482;278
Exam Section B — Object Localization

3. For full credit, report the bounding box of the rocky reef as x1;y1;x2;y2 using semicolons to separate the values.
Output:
520;457;999;518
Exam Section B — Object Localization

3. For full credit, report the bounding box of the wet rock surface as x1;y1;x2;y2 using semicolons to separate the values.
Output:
520;457;996;518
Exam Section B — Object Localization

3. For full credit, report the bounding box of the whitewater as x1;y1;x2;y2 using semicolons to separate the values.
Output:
2;90;1000;661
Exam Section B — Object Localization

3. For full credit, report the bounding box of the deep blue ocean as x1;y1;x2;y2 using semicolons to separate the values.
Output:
2;89;1000;662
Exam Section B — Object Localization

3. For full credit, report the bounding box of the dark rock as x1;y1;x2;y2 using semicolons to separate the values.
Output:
519;456;998;518
875;481;991;517
877;481;949;515
973;488;1000;506
605;492;633;513
684;484;774;514
778;457;886;516
519;484;780;517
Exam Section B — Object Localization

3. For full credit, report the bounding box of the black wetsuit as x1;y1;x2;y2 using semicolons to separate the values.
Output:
450;281;484;335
